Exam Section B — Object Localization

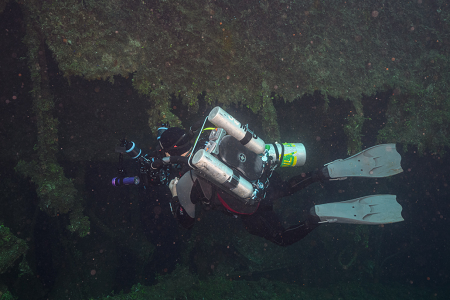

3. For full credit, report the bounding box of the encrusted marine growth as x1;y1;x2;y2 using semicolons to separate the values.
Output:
19;0;449;151
0;225;28;274
15;4;90;237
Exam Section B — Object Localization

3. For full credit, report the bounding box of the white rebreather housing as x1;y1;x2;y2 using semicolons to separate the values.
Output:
208;107;266;155
191;149;254;200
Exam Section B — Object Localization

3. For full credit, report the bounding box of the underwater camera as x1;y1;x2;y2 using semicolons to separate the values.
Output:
111;139;171;187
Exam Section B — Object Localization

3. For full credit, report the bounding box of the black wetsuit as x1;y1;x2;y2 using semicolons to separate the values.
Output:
172;169;327;246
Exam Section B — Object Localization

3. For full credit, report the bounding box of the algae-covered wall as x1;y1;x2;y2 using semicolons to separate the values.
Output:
20;0;450;153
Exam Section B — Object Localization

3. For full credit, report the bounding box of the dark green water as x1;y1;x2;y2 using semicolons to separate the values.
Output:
1;1;449;299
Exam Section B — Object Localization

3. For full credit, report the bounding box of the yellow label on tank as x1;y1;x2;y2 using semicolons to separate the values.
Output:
281;151;297;167
282;143;296;147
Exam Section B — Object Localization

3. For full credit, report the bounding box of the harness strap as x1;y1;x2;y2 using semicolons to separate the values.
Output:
271;143;285;168
222;169;240;190
240;130;253;146
273;143;279;165
279;143;285;167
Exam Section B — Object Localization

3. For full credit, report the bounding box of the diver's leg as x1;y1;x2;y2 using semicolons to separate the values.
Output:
263;168;329;199
265;168;329;200
286;166;330;195
241;210;320;246
279;214;321;246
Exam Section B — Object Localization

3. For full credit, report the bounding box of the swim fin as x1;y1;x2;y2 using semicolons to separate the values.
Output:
325;144;403;179
310;195;404;225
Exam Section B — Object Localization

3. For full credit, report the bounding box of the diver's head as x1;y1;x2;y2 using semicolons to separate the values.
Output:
159;127;192;156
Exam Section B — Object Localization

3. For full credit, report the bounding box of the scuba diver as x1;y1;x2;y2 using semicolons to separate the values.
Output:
114;107;404;246
160;107;404;246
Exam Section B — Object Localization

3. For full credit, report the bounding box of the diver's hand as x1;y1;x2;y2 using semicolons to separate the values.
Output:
169;177;179;197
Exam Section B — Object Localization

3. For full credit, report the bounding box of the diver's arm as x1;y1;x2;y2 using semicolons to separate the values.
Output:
188;118;205;136
169;178;195;229
170;196;195;229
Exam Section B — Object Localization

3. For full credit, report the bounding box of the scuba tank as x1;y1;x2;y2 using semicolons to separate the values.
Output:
265;143;306;168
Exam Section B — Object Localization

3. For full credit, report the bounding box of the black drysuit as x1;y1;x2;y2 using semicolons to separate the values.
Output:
172;169;326;246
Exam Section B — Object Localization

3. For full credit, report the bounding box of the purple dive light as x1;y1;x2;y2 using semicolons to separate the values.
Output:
112;176;140;187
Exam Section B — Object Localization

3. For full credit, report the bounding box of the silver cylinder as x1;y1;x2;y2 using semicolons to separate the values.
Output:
192;149;254;199
266;143;306;167
208;107;266;154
